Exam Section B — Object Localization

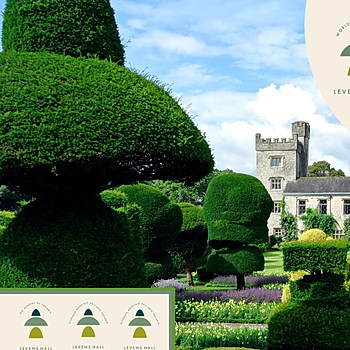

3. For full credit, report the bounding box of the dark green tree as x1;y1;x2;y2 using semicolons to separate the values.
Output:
308;161;345;177
170;203;208;286
2;0;125;65
0;1;213;288
116;184;183;284
203;173;273;290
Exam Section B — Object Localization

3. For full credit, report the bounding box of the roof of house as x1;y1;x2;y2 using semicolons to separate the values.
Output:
283;177;350;195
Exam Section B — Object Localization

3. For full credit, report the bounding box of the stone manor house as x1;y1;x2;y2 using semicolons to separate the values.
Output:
256;121;350;239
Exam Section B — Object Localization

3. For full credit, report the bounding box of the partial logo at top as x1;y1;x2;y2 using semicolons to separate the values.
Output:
305;0;350;132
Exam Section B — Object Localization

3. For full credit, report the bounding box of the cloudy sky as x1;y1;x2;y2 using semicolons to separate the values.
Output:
1;0;350;176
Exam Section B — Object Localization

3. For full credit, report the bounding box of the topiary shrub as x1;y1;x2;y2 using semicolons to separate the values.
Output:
0;196;147;287
2;0;125;64
144;262;165;286
268;302;350;350
117;184;183;260
269;226;350;349
298;228;326;242
0;0;213;288
170;203;207;286
203;173;273;289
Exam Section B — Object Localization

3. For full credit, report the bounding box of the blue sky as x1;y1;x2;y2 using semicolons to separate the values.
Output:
1;0;350;176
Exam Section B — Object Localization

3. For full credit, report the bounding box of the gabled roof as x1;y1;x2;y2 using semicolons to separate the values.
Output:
283;177;350;195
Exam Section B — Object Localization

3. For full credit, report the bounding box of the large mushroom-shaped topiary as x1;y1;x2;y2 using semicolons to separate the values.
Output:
203;173;273;289
0;0;214;288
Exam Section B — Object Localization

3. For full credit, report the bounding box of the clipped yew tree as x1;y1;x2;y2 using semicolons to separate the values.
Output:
203;173;273;290
116;184;183;284
170;203;207;286
0;0;214;288
268;229;350;350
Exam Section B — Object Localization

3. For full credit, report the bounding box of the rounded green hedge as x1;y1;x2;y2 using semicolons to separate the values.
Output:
268;302;350;350
171;203;207;259
117;184;183;260
203;173;273;248
0;51;214;195
0;196;147;288
206;246;264;275
2;0;124;64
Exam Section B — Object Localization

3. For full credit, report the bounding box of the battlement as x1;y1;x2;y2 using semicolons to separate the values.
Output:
255;133;298;151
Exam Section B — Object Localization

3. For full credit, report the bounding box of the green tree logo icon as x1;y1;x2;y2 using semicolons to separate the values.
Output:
77;308;100;337
128;309;151;338
24;309;48;338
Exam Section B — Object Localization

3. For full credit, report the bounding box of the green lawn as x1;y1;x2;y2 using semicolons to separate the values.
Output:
263;250;283;260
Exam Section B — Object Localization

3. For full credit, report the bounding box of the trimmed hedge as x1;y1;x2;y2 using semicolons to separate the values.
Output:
2;0;125;65
171;203;207;259
117;184;183;260
282;240;348;274
206;247;264;275
0;51;214;195
268;302;350;350
100;190;128;208
204;173;273;248
0;196;147;288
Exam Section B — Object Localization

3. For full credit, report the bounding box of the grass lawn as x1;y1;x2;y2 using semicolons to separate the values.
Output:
263;250;283;260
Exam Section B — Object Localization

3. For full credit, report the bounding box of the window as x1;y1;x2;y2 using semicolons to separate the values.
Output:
271;178;282;189
272;202;281;213
298;200;306;215
333;230;344;239
344;199;350;214
318;199;327;214
273;228;282;236
271;157;282;166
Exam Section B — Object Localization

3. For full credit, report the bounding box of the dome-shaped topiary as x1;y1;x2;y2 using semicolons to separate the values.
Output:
2;0;125;64
203;173;273;248
0;52;214;197
299;228;327;242
117;184;183;260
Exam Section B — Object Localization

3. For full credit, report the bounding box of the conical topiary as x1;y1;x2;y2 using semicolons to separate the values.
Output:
2;0;125;65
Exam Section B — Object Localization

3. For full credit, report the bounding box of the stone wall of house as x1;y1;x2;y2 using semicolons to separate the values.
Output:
255;121;310;238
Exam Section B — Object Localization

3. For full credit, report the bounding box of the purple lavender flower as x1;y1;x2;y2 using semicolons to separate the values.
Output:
209;274;288;287
151;278;187;293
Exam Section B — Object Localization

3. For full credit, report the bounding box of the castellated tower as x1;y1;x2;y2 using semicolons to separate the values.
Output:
255;121;310;237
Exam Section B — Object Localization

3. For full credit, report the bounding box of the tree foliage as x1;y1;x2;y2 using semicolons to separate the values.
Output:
149;169;233;206
2;0;125;65
279;197;297;241
300;208;339;236
308;161;345;177
170;203;207;286
0;51;214;197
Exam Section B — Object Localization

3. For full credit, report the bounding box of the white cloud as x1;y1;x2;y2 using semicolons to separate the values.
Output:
189;83;350;176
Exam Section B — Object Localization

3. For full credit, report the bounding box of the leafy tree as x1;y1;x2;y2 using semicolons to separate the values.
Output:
308;161;345;177
170;203;208;286
150;169;234;205
344;218;350;239
279;197;297;241
300;208;339;236
203;173;273;290
0;0;213;288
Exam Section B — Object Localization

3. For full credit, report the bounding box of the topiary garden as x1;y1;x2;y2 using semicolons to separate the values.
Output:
0;0;213;288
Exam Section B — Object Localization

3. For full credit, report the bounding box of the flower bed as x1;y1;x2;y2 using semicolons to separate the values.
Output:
175;299;278;323
206;274;288;288
176;288;282;303
175;322;268;349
